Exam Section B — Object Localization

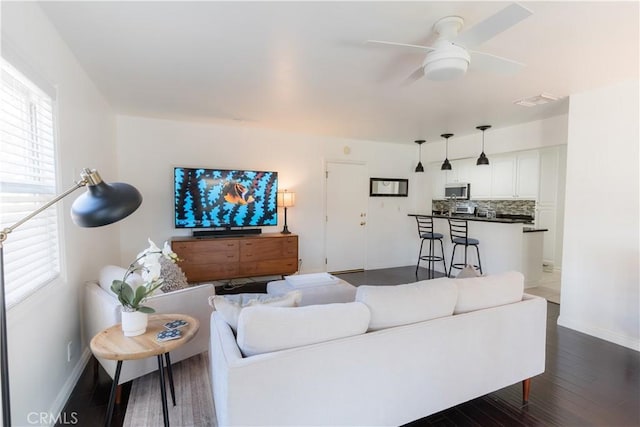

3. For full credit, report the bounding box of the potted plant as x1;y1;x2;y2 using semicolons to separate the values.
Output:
111;239;179;336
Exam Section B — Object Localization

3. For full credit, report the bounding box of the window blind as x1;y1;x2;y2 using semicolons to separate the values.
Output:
1;58;60;308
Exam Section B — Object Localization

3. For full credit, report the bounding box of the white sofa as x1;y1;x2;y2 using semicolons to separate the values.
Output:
84;267;214;384
210;271;547;426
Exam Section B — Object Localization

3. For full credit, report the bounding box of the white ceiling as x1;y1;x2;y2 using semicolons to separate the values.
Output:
38;1;639;144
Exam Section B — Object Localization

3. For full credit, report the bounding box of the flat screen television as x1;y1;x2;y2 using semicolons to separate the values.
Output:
174;167;278;229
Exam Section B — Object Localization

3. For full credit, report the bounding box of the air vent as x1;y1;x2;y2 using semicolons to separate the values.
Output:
514;93;559;107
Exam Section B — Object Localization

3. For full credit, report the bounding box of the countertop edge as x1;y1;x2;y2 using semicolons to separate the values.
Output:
408;213;532;225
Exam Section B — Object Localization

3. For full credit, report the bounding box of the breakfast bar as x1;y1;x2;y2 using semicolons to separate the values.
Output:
408;214;547;286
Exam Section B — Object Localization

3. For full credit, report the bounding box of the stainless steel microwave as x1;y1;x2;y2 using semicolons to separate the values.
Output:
445;183;470;199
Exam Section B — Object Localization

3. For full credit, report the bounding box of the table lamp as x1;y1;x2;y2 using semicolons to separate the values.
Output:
0;168;142;427
276;190;296;235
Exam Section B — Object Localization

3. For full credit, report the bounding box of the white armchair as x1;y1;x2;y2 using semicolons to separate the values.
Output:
83;266;214;384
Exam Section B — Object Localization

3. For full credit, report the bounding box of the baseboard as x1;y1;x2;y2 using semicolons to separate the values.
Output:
557;316;640;351
46;348;92;427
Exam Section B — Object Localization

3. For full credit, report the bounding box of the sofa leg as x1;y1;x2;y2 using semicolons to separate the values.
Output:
115;384;122;404
522;378;531;403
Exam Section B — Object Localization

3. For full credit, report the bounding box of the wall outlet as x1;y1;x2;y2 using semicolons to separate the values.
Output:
67;341;73;362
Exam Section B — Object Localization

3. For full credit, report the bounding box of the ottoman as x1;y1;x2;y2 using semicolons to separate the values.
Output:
267;277;357;306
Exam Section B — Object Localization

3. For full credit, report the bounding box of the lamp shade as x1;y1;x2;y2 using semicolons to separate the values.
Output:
476;125;492;166
476;152;490;166
70;169;142;227
414;139;425;173
277;191;296;208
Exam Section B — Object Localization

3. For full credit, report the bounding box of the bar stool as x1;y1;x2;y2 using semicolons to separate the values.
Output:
448;218;483;277
415;215;447;279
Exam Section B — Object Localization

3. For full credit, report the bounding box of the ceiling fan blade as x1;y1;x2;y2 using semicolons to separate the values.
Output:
401;66;425;86
454;3;533;49
366;40;435;52
469;50;525;75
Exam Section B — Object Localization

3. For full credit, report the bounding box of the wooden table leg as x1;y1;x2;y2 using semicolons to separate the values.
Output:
165;353;176;406
105;361;122;427
157;355;170;427
522;378;531;403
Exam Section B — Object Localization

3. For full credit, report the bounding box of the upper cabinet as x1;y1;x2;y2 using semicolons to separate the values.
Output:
490;155;516;198
490;151;539;199
429;149;541;201
515;151;540;199
468;161;492;199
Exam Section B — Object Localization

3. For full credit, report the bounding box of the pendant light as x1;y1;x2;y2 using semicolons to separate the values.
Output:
414;139;425;172
440;133;453;170
476;125;491;165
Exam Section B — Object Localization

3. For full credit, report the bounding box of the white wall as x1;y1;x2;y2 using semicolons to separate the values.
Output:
115;115;418;274
559;80;639;351
2;3;121;425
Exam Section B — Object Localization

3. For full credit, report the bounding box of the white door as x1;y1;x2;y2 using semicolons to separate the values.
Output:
325;162;367;272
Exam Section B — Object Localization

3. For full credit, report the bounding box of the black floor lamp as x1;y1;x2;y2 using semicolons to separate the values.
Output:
0;168;142;427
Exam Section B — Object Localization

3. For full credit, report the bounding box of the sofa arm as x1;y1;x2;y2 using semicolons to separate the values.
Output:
83;281;215;384
83;282;121;350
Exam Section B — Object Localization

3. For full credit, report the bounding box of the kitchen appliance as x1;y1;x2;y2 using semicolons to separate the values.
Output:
445;183;470;199
453;204;475;215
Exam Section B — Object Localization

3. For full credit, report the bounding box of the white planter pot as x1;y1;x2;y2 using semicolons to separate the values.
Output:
121;310;148;337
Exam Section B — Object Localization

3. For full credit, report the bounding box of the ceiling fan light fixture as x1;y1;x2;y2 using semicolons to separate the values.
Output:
424;44;470;81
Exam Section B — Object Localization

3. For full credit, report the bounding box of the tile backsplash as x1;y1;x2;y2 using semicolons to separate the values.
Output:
432;199;536;217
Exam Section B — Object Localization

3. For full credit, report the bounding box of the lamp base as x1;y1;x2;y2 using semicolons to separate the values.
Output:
281;226;291;235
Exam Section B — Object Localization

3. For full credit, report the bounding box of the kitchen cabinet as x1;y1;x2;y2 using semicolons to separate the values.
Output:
515;151;539;198
490;155;516;198
430;149;542;201
467;161;492;199
490;151;539;199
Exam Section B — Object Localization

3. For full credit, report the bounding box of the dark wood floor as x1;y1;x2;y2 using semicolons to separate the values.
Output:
58;266;639;427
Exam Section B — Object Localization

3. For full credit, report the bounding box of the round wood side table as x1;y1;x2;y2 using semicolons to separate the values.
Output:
90;313;199;427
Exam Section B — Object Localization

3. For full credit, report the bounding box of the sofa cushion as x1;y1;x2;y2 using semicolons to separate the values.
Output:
355;278;458;331
453;271;524;314
210;291;302;332
236;302;370;357
99;265;144;298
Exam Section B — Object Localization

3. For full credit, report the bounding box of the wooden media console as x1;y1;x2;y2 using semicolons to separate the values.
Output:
171;233;298;282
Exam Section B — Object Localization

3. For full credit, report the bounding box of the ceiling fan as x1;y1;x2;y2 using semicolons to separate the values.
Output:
367;3;533;83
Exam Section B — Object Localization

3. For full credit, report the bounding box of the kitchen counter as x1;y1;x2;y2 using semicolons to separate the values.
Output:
408;214;543;287
424;214;533;225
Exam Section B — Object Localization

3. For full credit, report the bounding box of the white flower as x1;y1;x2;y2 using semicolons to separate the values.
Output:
162;241;179;262
137;238;161;260
136;238;163;282
141;261;162;282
